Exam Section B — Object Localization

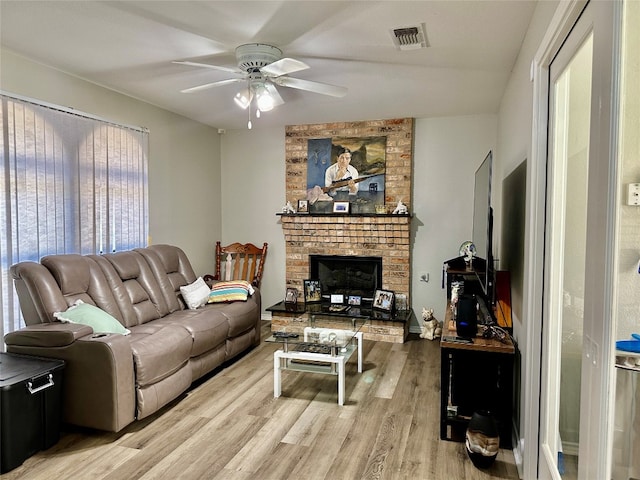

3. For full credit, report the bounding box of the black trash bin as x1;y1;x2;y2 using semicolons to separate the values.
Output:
0;352;65;473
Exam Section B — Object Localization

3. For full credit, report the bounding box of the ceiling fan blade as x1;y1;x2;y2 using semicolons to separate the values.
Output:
265;83;285;107
180;78;244;93
173;60;244;75
261;58;309;77
275;77;347;97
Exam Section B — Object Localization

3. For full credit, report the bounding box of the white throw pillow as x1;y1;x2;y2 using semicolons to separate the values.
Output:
180;277;210;310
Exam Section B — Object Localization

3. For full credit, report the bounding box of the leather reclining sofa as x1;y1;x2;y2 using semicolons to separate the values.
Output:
4;244;261;432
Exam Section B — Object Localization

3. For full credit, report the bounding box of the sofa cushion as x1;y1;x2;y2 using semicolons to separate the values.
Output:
54;300;130;335
138;245;198;312
152;308;229;358
208;294;260;337
180;277;210;310
128;324;192;387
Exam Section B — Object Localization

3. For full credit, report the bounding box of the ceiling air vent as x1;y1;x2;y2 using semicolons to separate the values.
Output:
390;24;429;51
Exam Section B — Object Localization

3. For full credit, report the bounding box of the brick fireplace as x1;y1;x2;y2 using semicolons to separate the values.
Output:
280;215;411;298
274;118;414;342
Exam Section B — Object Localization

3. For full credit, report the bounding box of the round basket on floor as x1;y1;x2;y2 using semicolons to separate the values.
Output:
465;410;500;468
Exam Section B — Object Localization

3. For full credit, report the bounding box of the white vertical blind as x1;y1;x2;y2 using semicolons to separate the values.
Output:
0;94;148;343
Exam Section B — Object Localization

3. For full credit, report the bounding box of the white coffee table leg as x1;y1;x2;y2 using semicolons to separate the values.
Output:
356;331;363;373
274;351;282;398
338;357;345;406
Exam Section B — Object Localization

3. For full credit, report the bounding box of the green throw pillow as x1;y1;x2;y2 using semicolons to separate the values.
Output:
54;300;130;335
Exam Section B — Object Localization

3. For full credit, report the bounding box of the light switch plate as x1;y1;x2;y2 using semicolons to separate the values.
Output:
628;183;640;205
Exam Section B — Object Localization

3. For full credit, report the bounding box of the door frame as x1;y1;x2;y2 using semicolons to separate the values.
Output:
523;0;621;478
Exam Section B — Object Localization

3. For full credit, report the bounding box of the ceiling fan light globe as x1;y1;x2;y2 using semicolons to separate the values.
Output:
234;90;252;109
257;93;274;112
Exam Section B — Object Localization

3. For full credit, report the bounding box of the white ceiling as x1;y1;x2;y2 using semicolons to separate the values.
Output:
0;1;537;130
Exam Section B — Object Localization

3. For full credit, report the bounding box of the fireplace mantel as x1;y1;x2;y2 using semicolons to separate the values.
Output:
277;213;412;218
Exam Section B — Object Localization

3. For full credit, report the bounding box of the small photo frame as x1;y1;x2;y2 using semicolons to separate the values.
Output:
348;295;361;306
373;289;394;312
303;279;322;303
333;201;350;213
330;293;344;304
285;287;298;305
395;293;408;311
297;199;309;213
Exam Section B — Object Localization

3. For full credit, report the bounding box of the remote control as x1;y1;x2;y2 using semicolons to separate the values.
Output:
443;335;473;344
273;332;299;338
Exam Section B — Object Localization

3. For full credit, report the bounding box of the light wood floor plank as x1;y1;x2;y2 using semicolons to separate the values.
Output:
374;350;408;399
287;413;355;479
5;322;519;480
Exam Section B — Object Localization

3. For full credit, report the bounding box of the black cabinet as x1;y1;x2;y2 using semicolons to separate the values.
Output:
440;341;514;448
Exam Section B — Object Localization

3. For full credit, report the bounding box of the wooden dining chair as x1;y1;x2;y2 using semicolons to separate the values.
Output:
205;241;268;288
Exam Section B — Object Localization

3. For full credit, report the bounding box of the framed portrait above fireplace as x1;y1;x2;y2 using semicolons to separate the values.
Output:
303;279;322;303
306;135;387;214
373;289;394;312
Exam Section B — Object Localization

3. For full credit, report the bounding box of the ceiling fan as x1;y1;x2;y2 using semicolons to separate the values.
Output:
174;43;347;128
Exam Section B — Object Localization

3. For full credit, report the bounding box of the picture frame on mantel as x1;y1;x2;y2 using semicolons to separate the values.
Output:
333;201;350;213
297;199;309;213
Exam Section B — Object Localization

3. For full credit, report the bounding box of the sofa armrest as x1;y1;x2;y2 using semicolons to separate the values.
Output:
4;322;93;348
5;326;135;432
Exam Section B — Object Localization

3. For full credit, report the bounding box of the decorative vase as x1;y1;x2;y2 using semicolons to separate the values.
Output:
465;410;500;468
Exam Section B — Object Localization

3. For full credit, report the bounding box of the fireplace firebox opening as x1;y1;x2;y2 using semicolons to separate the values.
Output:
309;255;383;302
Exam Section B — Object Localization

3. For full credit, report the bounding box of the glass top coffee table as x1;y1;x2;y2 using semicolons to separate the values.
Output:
266;317;367;405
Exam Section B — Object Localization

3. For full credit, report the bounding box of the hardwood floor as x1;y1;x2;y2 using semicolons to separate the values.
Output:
5;322;519;479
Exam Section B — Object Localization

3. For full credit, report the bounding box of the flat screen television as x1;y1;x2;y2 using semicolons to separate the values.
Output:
472;151;494;302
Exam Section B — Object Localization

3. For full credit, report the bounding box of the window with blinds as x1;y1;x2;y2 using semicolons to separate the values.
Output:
0;94;149;341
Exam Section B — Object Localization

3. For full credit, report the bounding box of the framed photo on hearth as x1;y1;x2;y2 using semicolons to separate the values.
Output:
395;293;408;311
285;287;298;305
373;289;394;312
303;279;322;303
330;293;344;305
348;295;361;306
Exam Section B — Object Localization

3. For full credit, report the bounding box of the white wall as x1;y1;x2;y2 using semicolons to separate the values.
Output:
411;115;497;329
220;127;286;314
497;0;560;330
0;48;222;275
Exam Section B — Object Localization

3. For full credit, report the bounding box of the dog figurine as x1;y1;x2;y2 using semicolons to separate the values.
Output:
392;200;408;214
282;201;296;214
420;307;442;340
